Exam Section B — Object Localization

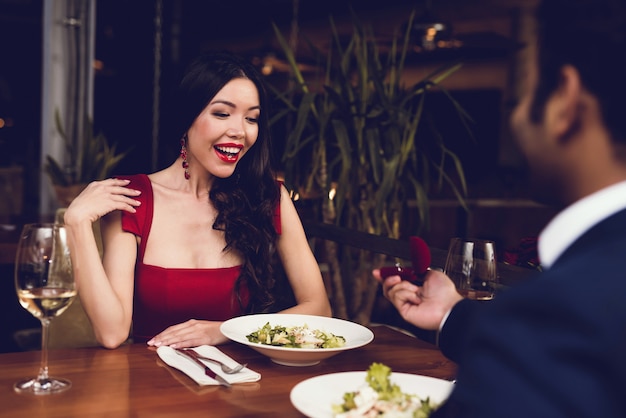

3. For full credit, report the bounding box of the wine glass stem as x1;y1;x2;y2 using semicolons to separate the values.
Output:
37;318;51;382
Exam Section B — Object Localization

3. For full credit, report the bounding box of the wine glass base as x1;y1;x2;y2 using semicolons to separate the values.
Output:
14;377;72;395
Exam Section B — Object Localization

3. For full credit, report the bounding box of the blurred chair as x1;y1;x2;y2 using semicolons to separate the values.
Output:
14;295;101;351
302;220;439;342
13;209;102;350
302;221;531;344
47;208;101;348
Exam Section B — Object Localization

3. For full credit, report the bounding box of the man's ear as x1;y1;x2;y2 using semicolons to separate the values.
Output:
550;65;583;141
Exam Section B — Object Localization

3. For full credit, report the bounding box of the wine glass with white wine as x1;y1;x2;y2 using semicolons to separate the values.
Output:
14;223;76;395
444;237;499;301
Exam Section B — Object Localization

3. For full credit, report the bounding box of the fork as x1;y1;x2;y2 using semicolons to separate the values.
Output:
176;348;247;374
173;349;232;387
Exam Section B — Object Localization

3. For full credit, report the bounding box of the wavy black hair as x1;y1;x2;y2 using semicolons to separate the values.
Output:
173;50;291;313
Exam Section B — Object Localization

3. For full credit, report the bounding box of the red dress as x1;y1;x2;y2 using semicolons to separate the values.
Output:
119;174;280;342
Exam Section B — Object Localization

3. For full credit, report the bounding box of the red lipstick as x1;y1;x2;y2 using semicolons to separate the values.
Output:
214;143;243;163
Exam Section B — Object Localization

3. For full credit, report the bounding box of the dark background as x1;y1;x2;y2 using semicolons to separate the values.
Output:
0;0;529;214
0;0;543;353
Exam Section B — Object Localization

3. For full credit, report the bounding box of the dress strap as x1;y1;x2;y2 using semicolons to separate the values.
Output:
135;174;153;263
118;174;154;263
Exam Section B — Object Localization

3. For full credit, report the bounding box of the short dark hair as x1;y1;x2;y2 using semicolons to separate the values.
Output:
531;0;626;146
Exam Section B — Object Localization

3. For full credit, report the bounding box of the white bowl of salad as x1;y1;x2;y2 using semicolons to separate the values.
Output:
290;363;453;417
220;313;374;366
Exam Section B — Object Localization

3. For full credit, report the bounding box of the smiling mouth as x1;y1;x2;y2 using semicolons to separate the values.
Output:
215;146;241;160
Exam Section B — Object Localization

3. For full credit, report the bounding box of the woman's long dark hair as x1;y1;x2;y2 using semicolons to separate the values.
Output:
174;50;289;313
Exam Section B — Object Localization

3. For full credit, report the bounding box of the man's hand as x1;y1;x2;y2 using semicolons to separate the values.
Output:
373;268;463;331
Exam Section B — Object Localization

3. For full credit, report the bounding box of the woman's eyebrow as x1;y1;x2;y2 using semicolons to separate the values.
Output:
210;99;261;111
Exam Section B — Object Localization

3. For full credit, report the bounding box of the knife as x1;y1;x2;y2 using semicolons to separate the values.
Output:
174;349;232;387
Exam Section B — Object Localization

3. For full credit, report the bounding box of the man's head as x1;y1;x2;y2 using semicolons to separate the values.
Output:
511;0;626;206
531;0;626;137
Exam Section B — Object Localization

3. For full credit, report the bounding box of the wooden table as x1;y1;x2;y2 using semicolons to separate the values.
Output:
0;324;456;417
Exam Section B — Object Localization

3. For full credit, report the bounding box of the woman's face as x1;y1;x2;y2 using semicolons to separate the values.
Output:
186;78;260;179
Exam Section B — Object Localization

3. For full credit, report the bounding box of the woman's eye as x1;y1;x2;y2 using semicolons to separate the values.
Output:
212;112;229;118
246;116;259;124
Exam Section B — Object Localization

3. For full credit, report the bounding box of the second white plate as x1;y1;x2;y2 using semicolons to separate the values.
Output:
290;371;454;418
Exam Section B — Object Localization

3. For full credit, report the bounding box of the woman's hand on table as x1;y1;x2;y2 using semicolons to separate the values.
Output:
373;268;463;331
147;319;229;348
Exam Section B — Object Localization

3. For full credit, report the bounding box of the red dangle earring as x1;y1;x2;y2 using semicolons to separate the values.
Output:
180;135;190;180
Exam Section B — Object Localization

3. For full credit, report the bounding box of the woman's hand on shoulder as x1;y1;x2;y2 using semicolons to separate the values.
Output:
146;319;229;348
64;178;142;226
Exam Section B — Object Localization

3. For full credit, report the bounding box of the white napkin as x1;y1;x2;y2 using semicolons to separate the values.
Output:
157;345;261;386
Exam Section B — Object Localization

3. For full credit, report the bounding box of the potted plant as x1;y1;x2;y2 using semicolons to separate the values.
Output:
269;10;472;323
45;110;129;207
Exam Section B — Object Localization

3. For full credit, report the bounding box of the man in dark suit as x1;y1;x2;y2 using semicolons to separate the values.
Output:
375;0;626;416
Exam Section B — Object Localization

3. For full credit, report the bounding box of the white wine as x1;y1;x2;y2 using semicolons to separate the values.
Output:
13;224;76;395
18;288;77;319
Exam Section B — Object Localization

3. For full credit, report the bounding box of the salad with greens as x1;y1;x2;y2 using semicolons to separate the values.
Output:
332;363;439;418
246;322;346;348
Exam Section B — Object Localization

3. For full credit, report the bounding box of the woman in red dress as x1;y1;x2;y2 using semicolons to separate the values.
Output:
64;51;332;349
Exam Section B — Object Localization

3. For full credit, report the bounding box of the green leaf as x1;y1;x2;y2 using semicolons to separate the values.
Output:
45;110;130;186
268;8;470;240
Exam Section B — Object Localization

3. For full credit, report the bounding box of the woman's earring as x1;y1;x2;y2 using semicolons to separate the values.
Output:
180;135;190;180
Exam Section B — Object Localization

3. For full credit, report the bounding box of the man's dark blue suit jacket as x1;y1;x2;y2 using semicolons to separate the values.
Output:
432;209;626;417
